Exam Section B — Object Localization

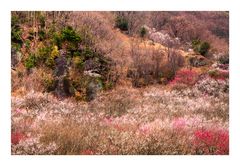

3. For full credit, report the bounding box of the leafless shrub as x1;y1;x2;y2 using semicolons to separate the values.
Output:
12;67;48;94
114;11;148;35
127;39;165;87
167;49;185;75
20;92;50;110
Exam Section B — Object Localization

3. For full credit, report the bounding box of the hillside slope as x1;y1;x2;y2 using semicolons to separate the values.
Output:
11;11;229;155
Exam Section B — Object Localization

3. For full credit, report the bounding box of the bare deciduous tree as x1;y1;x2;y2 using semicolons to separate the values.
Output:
128;39;165;87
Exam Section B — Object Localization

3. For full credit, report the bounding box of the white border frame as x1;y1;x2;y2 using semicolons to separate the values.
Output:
1;0;239;165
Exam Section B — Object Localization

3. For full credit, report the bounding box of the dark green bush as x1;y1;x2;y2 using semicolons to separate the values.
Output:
11;28;22;44
115;16;128;31
36;44;51;63
11;15;22;44
38;30;46;41
39;15;46;29
25;54;37;70
82;47;95;59
11;15;19;27
61;26;81;43
199;42;210;56
219;54;229;64
53;32;62;48
53;26;81;49
192;39;210;56
140;27;147;38
25;39;31;49
73;51;81;57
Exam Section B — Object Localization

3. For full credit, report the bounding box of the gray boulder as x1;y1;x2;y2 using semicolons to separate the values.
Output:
54;50;68;76
86;79;103;101
188;55;209;67
53;50;74;98
11;48;22;68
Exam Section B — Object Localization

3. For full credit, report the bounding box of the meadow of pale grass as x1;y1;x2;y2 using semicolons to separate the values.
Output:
11;76;229;155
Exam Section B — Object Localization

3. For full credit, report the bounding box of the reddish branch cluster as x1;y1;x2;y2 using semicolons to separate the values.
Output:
193;129;229;155
11;132;25;145
170;69;199;86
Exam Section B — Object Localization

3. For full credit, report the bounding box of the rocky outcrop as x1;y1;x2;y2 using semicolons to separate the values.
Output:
187;54;209;67
54;50;68;76
86;80;102;101
53;50;73;98
11;48;22;68
84;70;102;78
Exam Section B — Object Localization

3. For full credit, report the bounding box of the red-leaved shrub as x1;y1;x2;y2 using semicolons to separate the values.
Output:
170;69;199;86
193;129;229;155
11;132;25;145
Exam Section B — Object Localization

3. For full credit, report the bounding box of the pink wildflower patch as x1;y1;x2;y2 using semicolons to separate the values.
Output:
15;108;21;113
193;129;229;155
139;124;151;135
102;117;113;125
172;118;186;130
